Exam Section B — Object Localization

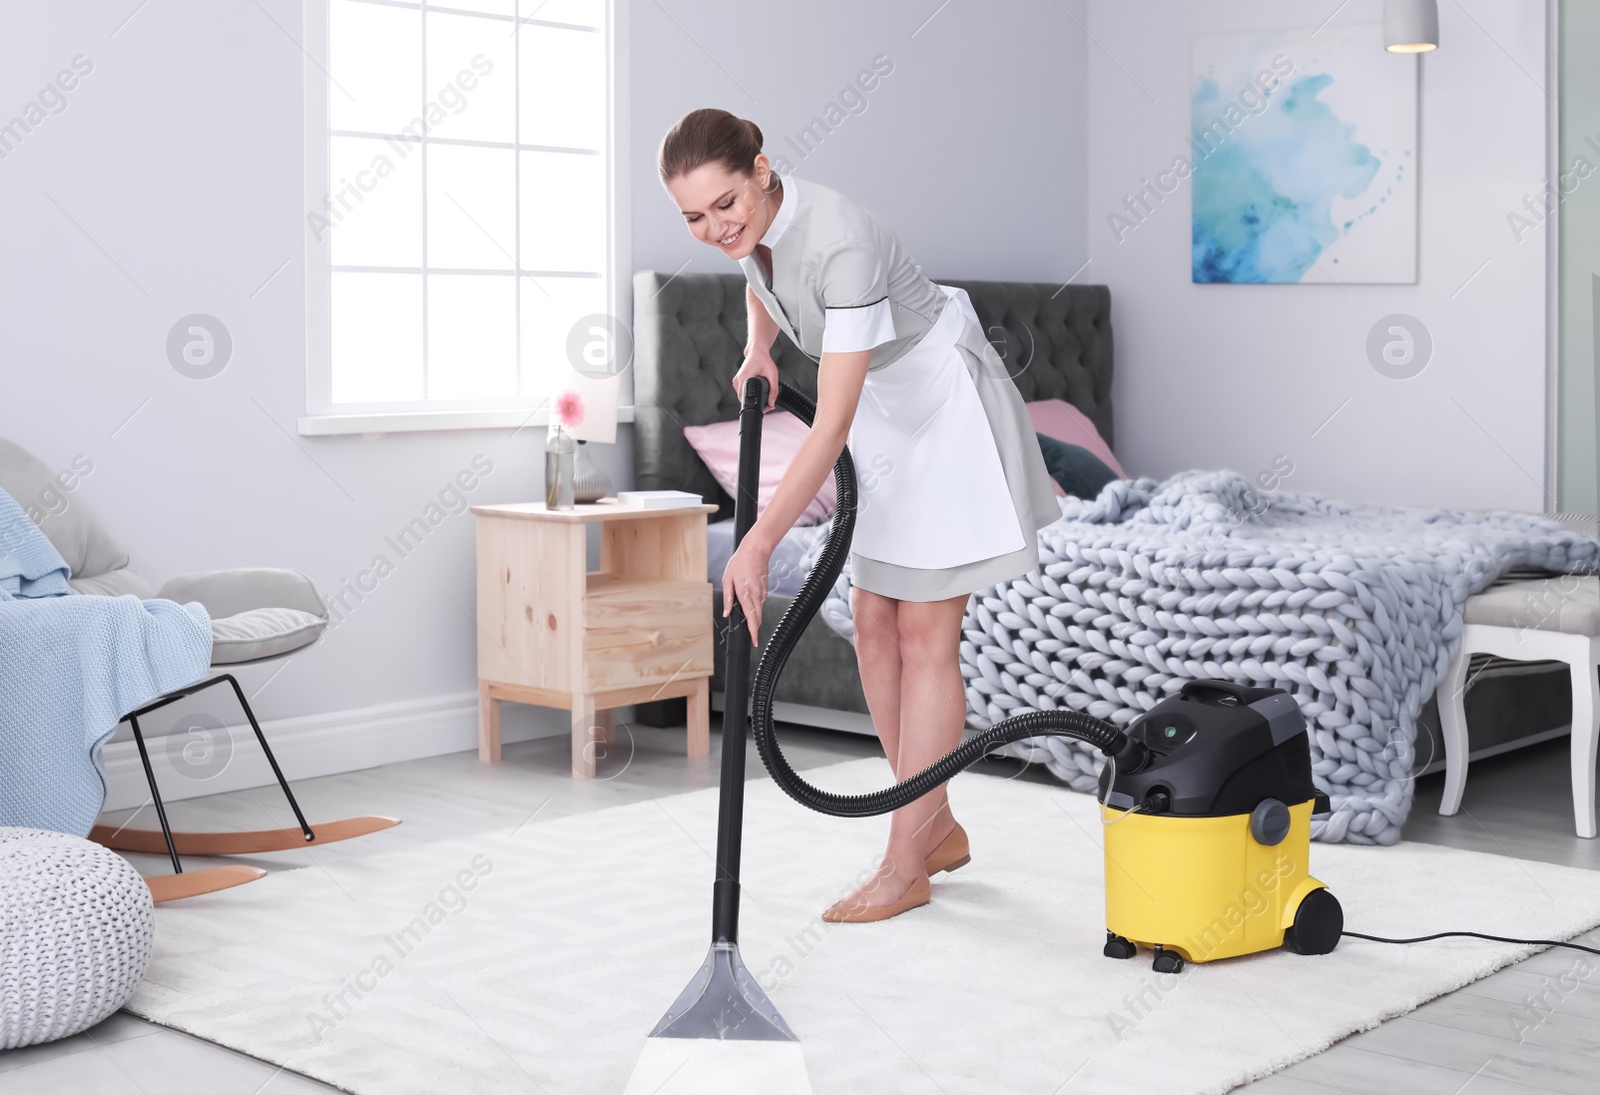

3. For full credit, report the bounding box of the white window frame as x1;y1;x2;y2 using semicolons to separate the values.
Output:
298;0;631;436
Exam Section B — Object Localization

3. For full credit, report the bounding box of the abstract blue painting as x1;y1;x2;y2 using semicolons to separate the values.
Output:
1192;24;1418;284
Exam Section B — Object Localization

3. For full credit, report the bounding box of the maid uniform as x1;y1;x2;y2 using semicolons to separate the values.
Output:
739;175;1060;602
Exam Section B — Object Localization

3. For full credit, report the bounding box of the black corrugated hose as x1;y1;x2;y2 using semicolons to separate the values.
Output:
746;379;1148;818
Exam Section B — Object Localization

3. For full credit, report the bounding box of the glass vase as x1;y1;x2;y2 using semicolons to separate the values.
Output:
545;423;575;509
572;440;612;503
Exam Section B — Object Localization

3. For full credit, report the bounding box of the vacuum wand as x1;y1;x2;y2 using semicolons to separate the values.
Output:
633;377;801;1065
709;376;769;945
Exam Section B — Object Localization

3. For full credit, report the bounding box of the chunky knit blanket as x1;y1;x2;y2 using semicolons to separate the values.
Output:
804;471;1600;844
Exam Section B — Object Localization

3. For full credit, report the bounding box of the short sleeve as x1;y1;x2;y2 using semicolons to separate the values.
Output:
818;240;895;354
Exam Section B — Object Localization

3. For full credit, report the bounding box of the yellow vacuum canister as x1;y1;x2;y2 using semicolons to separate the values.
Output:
1097;680;1342;972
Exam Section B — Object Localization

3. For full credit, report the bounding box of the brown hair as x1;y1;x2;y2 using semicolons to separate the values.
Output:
658;108;779;193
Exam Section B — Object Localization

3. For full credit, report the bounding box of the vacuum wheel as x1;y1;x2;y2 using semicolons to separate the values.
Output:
1283;887;1343;955
1103;932;1136;960
1152;946;1184;974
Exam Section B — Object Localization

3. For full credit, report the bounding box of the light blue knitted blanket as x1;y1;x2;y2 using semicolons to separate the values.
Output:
810;471;1600;844
0;488;212;837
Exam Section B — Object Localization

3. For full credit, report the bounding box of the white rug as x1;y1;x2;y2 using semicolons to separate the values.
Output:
127;760;1600;1095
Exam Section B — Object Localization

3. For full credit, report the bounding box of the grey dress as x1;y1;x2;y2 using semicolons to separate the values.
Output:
740;175;1060;602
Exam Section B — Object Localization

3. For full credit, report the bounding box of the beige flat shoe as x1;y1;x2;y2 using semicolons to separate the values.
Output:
821;872;931;923
924;822;970;876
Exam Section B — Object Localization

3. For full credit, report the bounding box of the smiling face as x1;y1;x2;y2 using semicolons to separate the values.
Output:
664;156;780;261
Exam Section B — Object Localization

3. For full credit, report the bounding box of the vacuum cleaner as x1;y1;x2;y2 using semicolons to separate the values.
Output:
749;377;1343;968
625;376;1342;1091
1097;679;1342;970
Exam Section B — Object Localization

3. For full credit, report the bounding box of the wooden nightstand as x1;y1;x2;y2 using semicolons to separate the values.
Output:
470;499;719;778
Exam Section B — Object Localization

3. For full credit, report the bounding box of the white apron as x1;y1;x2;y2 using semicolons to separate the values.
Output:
847;284;1027;569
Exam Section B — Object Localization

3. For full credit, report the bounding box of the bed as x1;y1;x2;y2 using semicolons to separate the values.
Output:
628;268;1582;841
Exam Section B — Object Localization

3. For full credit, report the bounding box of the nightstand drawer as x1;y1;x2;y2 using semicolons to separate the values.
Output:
583;622;712;691
583;578;712;691
584;575;709;626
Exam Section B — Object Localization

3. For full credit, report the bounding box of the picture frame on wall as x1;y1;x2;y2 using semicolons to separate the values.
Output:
1190;23;1419;285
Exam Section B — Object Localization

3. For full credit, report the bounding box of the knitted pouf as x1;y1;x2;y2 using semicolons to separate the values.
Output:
0;827;155;1049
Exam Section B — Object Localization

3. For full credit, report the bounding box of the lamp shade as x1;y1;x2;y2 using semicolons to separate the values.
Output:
1384;0;1439;52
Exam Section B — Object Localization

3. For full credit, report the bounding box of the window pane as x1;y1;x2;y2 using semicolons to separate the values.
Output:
427;144;515;270
329;1;421;136
519;24;604;149
322;1;611;412
520;276;607;394
521;0;604;29
328;136;423;268
332;273;424;403
520;151;605;272
427;275;517;398
426;10;516;144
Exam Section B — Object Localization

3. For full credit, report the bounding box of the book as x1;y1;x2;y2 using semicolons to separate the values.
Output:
615;489;703;509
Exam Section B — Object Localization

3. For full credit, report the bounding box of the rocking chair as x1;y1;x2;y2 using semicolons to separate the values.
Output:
0;439;398;902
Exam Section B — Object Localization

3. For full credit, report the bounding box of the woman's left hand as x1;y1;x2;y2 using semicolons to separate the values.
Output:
722;540;770;646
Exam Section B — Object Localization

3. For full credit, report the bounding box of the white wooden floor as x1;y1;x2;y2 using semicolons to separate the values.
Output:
3;722;1597;1094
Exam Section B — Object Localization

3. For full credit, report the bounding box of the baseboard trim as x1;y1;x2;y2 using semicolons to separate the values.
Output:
100;691;556;812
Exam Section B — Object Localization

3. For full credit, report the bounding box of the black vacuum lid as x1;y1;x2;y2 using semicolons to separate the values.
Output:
1098;680;1320;817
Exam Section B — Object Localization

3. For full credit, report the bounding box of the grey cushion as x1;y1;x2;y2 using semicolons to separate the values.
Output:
158;569;329;666
1464;576;1600;636
68;569;156;599
209;607;327;664
0;440;130;582
158;568;327;622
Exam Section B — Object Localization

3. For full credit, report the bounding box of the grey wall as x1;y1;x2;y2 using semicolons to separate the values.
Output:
630;0;1090;284
0;1;1089;745
1086;0;1551;512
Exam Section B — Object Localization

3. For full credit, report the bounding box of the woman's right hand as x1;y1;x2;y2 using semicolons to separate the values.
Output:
732;350;779;412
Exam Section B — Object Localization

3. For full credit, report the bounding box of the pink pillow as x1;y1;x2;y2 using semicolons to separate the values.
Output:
683;411;837;525
1026;401;1128;494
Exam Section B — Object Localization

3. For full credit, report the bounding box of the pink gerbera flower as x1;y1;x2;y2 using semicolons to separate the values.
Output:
554;390;585;428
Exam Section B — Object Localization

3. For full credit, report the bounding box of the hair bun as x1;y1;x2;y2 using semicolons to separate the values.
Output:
659;108;767;185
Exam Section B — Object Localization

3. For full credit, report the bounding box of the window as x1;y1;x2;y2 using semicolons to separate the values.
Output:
301;0;624;433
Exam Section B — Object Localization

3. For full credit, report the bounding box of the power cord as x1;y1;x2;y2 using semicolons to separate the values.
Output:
1343;930;1600;957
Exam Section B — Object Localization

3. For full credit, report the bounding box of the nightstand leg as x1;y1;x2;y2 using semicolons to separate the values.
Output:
478;682;502;764
687;677;711;758
594;707;615;745
572;693;599;779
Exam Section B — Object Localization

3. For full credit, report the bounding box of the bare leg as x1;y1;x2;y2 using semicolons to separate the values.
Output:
852;586;904;773
885;593;969;873
835;589;969;908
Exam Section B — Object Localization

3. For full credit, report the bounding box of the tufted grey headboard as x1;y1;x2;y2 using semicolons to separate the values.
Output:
631;270;1113;520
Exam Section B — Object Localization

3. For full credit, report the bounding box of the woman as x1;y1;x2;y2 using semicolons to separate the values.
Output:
660;108;1060;923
